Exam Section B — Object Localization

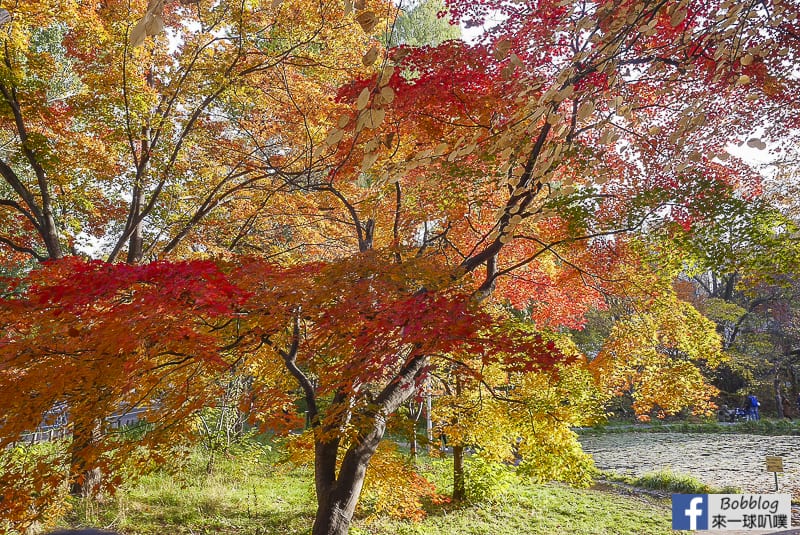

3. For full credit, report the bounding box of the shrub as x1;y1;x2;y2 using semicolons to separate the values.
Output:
463;455;517;503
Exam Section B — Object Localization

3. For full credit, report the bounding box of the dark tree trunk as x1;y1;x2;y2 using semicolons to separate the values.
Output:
407;399;423;459
774;362;784;419
452;444;466;501
126;125;148;264
311;424;384;535
451;375;465;501
273;308;428;535
126;184;144;264
308;355;428;535
68;418;102;498
41;205;63;260
426;391;433;453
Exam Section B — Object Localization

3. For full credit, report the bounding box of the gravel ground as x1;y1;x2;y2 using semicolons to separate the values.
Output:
580;432;800;533
580;432;800;497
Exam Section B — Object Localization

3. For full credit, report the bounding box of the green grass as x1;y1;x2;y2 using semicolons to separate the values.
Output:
68;446;318;534
59;443;679;535
600;469;741;495
362;482;674;535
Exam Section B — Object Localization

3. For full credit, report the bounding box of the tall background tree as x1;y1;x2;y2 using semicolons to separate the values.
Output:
387;0;461;47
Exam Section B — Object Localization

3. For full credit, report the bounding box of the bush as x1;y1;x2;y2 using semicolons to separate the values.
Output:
632;469;711;494
616;469;741;495
463;455;517;503
0;441;70;533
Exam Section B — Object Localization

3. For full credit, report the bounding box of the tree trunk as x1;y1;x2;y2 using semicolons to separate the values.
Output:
126;126;148;264
774;362;783;419
68;417;102;498
425;390;433;453
311;426;384;535
451;375;465;501
126;182;144;264
789;365;798;418
407;399;423;459
309;355;427;535
453;444;466;501
41;204;63;260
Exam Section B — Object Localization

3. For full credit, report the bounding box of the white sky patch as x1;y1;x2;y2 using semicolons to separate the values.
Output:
460;10;506;44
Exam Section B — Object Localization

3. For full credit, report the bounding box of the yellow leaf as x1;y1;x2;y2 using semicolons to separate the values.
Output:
129;17;148;47
362;46;379;66
380;85;395;103
671;9;687;27
356;110;369;132
493;38;513;60
325;129;344;145
357;87;371;110
145;14;164;36
557;84;574;101
362;151;379;171
577;100;595;121
355;11;379;33
378;66;394;86
370;107;386;128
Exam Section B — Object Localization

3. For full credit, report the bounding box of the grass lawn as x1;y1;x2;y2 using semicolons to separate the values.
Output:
362;483;673;535
60;443;677;535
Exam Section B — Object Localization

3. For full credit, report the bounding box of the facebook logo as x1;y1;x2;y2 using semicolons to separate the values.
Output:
672;494;709;530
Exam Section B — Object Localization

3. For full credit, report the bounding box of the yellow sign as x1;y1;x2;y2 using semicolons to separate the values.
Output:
766;456;784;472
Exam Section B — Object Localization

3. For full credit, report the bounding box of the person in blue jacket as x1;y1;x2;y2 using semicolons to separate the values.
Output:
746;393;760;421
